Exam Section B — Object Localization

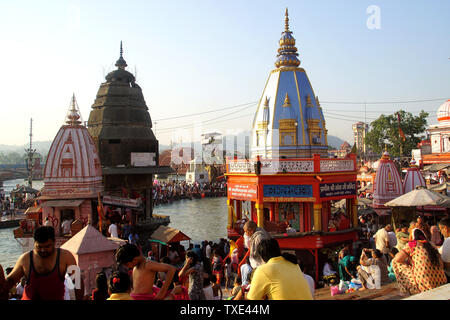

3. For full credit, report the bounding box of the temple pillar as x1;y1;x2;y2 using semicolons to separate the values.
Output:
227;199;234;229
313;203;322;231
146;188;151;219
256;203;264;228
236;201;242;220
352;198;358;228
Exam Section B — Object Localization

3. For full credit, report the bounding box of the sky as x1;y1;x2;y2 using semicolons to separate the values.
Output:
0;0;449;147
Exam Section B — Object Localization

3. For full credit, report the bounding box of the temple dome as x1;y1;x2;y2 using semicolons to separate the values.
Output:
436;99;450;123
373;151;403;208
42;95;103;199
251;9;328;159
87;42;158;168
403;159;425;194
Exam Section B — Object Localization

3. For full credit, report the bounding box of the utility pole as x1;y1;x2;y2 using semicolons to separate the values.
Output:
364;102;367;163
25;118;36;187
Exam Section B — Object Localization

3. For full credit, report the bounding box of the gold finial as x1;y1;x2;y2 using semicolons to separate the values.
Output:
282;93;291;107
285;8;290;32
264;96;270;107
316;96;321;107
66;93;81;125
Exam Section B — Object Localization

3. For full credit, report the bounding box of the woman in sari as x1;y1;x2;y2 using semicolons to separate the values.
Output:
392;228;446;295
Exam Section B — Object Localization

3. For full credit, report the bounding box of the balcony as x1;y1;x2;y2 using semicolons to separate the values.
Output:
226;154;357;174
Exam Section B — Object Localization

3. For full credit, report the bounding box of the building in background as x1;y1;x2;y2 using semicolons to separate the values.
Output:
352;122;368;159
421;100;450;165
328;141;352;158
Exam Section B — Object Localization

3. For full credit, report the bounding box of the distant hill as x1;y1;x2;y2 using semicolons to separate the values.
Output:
0;141;52;156
327;135;347;149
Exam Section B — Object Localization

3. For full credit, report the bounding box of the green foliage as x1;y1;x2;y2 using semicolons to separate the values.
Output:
0;152;27;165
365;110;428;157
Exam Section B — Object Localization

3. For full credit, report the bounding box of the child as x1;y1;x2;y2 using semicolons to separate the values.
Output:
211;250;223;286
387;247;398;282
211;274;223;300
91;271;109;301
115;243;176;300
230;248;239;272
107;271;133;300
203;274;214;300
231;276;242;298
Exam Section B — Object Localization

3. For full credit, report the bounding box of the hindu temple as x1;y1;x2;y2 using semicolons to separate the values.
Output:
372;150;403;209
225;10;359;283
251;10;328;159
14;95;105;250
421;99;450;165
87;42;172;223
403;158;425;194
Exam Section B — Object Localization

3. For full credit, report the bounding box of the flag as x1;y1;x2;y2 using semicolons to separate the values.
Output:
397;113;406;142
97;193;104;232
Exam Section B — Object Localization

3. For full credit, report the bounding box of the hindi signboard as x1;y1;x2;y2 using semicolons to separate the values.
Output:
227;183;258;201
263;185;313;198
319;182;357;198
103;195;142;208
131;152;156;167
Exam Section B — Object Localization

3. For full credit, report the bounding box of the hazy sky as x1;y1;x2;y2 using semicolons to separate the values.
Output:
0;0;449;147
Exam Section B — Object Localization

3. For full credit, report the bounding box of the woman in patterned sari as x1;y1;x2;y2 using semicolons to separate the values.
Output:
392;228;446;295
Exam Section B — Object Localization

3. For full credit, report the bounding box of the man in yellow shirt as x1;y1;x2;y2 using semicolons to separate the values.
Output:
236;238;313;300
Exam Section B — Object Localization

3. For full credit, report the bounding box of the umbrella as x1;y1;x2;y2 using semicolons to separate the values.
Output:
428;182;450;192
384;186;450;207
11;185;39;195
358;198;372;206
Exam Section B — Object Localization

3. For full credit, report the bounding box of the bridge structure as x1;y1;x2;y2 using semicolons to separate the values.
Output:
0;163;42;182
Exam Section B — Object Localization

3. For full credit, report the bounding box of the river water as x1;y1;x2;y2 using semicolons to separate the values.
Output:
0;178;228;269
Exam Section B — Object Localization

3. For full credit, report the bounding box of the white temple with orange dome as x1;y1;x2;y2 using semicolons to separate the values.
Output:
403;158;426;194
420;99;450;165
372;150;403;208
39;94;104;237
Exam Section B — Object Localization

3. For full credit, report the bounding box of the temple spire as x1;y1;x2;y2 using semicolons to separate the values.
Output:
275;9;300;68
285;8;290;32
66;93;82;125
115;41;128;70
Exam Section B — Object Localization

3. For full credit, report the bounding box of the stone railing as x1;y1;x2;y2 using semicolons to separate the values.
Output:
319;159;355;172
226;154;356;174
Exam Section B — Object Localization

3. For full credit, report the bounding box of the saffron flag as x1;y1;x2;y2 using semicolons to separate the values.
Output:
397;113;406;142
97;193;104;233
229;240;237;256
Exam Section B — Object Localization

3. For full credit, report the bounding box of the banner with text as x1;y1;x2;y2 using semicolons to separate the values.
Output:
263;185;313;198
319;182;357;198
227;183;258;201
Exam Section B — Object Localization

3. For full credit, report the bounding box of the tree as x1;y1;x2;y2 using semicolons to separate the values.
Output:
365;110;428;157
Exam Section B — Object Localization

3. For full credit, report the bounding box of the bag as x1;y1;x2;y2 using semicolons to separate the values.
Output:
338;280;349;291
369;265;381;289
330;285;342;296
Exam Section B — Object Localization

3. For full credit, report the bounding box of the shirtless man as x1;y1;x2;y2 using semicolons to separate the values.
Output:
115;243;178;300
0;226;80;300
